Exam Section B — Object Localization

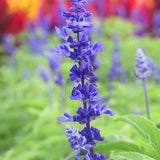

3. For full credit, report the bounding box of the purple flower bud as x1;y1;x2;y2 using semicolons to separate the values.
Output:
65;125;91;156
135;48;151;79
54;75;64;86
148;58;160;83
44;52;65;85
2;34;15;56
38;65;51;82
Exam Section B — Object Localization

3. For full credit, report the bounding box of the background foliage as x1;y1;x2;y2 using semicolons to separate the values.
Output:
0;17;160;160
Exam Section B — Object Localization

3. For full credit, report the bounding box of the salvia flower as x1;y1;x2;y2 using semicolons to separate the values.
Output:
148;58;160;83
44;51;64;86
58;103;114;124
65;125;92;157
38;65;53;109
135;48;152;79
108;33;127;101
2;34;16;68
28;13;50;55
2;34;15;56
135;48;151;119
108;33;127;81
38;65;51;82
53;0;115;159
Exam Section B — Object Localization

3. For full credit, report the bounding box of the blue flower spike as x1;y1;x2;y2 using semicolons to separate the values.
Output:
135;48;151;119
53;0;115;159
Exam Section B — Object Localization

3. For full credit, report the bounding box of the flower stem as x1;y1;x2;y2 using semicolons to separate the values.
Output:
86;117;94;157
81;75;94;158
143;78;150;119
76;2;94;157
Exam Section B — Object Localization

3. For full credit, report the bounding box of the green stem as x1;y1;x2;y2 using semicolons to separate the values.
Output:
143;78;150;119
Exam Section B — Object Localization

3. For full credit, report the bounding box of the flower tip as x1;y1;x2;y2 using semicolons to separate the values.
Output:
105;108;115;116
136;48;144;56
57;117;66;122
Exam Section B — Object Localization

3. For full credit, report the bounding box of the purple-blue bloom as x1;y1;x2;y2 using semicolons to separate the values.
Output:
70;83;105;103
108;33;127;101
54;0;115;159
65;125;92;156
57;103;115;124
108;33;127;81
2;34;15;56
28;12;50;55
44;51;64;86
38;65;51;82
148;58;160;83
69;64;94;82
135;48;152;79
135;48;151;119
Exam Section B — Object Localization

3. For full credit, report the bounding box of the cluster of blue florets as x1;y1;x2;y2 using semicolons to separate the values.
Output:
52;0;115;159
135;48;152;79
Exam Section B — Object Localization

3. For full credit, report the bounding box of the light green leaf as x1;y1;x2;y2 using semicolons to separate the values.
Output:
117;115;160;155
118;152;156;160
95;135;143;152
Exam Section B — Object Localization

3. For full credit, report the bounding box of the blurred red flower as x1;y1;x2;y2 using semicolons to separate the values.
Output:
0;0;26;39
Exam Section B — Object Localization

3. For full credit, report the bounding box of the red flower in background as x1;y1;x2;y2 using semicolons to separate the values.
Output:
0;0;159;38
154;0;160;10
5;12;26;34
0;0;26;41
0;0;10;40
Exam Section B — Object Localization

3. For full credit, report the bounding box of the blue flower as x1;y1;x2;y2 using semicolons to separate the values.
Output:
51;45;70;57
148;58;160;83
44;52;64;86
54;75;64;86
57;104;115;124
108;33;127;81
54;0;115;159
38;65;51;82
82;153;106;160
28;15;50;55
80;126;104;144
135;48;152;79
65;125;92;156
75;104;115;124
2;34;15;56
70;83;105;103
69;64;94;82
55;27;75;43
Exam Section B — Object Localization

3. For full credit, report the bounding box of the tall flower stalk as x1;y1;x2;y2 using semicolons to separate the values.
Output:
39;65;53;109
135;48;152;119
108;33;127;101
45;52;65;111
39;52;65;110
2;34;16;68
51;0;115;159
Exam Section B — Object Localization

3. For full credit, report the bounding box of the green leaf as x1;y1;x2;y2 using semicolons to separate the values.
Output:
117;115;160;155
95;135;143;152
118;152;156;160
